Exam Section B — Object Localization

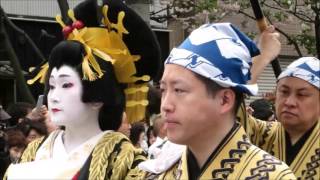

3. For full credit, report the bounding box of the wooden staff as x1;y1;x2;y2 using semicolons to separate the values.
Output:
250;0;282;77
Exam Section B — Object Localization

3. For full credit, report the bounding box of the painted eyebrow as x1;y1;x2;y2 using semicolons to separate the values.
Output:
50;74;71;78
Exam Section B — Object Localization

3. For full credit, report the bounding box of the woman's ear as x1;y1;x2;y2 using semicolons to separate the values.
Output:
89;102;103;110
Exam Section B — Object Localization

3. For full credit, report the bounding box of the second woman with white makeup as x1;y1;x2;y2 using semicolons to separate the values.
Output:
4;0;160;179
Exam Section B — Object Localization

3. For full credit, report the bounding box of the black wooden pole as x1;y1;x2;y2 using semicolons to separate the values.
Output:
250;0;282;77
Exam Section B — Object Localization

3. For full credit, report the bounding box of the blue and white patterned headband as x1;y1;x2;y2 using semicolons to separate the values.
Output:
165;23;260;95
278;57;320;89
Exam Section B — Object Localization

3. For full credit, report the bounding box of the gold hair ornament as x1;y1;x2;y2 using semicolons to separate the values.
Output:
28;5;151;123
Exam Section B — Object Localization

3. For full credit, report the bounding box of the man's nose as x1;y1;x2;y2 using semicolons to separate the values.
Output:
161;92;174;113
284;94;297;107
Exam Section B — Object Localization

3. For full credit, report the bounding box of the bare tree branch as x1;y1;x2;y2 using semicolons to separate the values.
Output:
265;15;303;57
3;14;46;62
265;1;314;23
150;15;173;23
238;9;256;20
150;5;172;16
314;10;320;58
0;6;35;104
275;28;303;57
238;9;303;57
294;0;297;12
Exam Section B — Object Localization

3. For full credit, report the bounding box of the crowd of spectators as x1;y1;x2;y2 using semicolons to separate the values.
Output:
0;102;57;178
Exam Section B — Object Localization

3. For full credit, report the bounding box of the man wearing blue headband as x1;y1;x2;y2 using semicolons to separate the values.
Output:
143;23;295;179
239;56;320;179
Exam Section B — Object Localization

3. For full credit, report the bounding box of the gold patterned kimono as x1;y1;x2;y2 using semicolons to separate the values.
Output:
4;130;145;180
238;105;320;179
145;123;295;180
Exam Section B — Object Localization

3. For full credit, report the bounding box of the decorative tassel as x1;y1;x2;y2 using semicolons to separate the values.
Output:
27;63;48;85
28;5;151;124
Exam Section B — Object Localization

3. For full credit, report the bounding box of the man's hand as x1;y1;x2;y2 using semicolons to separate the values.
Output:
26;105;48;121
258;25;281;63
249;25;281;84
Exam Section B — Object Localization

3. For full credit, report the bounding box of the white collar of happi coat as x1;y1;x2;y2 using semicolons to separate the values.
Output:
150;136;166;149
7;130;111;179
147;136;167;159
139;140;185;174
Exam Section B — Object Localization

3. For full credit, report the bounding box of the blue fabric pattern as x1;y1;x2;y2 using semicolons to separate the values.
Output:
165;23;260;95
278;57;320;89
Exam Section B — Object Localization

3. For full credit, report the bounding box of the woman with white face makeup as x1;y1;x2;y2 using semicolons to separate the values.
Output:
5;0;160;179
48;65;103;152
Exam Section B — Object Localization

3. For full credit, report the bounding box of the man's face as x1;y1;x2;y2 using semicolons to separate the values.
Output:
160;64;221;145
275;77;320;131
48;65;94;127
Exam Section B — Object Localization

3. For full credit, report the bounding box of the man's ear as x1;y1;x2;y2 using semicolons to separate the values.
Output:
218;89;235;114
89;102;103;110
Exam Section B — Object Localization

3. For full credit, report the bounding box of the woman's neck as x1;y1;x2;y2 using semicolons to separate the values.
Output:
62;116;102;153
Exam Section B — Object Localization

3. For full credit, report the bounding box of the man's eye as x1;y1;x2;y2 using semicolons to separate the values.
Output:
62;83;73;88
279;90;288;95
298;93;309;97
175;88;184;93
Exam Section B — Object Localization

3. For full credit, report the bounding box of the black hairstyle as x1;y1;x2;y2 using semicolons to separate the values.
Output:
249;99;274;121
129;122;145;146
102;0;161;79
44;41;125;131
6;102;35;126
146;84;161;118
35;0;160;130
194;73;244;115
17;119;48;137
146;126;154;147
71;0;161;80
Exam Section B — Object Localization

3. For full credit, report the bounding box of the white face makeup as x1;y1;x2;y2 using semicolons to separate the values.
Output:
48;65;93;127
